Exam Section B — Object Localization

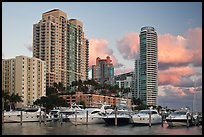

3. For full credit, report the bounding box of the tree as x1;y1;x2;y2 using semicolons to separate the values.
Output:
2;90;10;111
34;92;68;113
9;93;23;110
132;97;146;110
2;91;23;111
53;82;65;93
46;87;57;96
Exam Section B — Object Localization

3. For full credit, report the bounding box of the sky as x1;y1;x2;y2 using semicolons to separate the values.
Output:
2;2;202;112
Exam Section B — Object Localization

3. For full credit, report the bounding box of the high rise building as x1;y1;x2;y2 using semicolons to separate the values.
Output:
67;19;89;86
33;9;89;87
92;56;114;85
132;59;140;98
2;56;46;107
115;72;133;89
132;26;158;106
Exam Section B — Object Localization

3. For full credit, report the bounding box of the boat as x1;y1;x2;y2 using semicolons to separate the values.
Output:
131;109;162;125
61;103;84;116
165;108;193;127
102;100;132;126
3;107;51;123
102;111;131;126
49;109;61;121
68;103;114;125
49;103;84;121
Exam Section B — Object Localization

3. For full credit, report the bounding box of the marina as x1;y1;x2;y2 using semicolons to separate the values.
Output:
2;121;202;135
2;106;202;135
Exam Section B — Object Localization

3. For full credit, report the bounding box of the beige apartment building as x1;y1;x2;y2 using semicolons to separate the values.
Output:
2;55;46;107
33;9;89;87
59;92;132;109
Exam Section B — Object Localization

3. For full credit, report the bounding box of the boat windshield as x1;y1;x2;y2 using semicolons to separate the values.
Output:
104;106;112;110
171;111;187;115
24;108;39;112
139;110;158;114
50;110;59;114
72;105;83;109
91;110;100;114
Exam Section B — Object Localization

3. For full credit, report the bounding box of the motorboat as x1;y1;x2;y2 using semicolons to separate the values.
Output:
3;107;51;123
102;101;132;126
61;103;84;116
68;103;114;125
49;103;84;121
102;111;131;126
165;108;193;127
131;109;162;125
49;109;61;121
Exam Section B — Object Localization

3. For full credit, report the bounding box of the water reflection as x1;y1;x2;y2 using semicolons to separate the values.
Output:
2;122;202;135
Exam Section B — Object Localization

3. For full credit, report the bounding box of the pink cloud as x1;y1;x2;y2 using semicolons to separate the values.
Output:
158;27;202;67
172;86;186;96
160;85;186;97
159;66;194;86
158;34;192;65
89;39;119;68
115;28;202;67
184;27;202;66
116;33;140;60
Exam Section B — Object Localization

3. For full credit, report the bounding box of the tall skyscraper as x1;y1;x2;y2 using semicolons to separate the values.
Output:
67;19;89;86
132;26;158;106
2;56;46;107
92;56;114;85
132;59;140;99
33;9;89;87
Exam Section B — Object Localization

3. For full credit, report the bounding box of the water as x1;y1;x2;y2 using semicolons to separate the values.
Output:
2;122;202;135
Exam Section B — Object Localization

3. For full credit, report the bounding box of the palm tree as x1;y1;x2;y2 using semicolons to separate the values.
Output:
9;93;23;110
2;91;23;111
2;90;10;111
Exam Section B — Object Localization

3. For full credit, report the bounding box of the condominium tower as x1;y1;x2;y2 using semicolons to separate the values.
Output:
2;56;46;107
92;56;114;85
33;9;89;87
132;26;158;106
132;59;140;98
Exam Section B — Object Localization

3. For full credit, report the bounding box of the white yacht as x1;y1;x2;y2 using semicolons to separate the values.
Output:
102;111;132;126
49;109;61;121
68;104;113;125
165;108;193;127
61;103;84;116
49;103;84;121
3;107;51;123
102;101;132;126
131;109;162;125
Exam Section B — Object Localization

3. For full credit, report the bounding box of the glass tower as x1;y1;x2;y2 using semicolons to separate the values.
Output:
133;26;158;106
140;26;158;106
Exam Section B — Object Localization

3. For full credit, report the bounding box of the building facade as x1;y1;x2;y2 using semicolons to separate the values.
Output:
67;19;89;86
133;26;158;106
2;56;46;107
59;92;132;109
115;72;133;89
132;59;140;99
92;56;114;85
33;9;89;87
115;72;133;99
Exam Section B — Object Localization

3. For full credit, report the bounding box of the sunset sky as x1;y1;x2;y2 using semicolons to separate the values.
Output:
2;2;202;111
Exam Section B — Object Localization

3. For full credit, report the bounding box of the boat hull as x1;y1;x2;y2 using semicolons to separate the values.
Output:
3;112;51;123
132;116;162;125
102;117;130;126
69;116;105;125
166;119;193;127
